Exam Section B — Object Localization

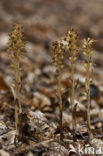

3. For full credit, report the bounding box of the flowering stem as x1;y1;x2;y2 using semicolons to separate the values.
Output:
57;68;63;142
86;60;92;138
71;62;76;134
15;60;22;113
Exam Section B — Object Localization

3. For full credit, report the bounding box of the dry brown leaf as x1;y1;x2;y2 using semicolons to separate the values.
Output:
0;74;9;91
43;144;68;156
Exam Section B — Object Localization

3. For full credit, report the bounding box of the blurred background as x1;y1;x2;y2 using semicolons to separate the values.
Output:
0;0;103;49
0;0;103;93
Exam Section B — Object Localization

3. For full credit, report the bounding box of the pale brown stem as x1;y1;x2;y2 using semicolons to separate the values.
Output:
86;63;92;138
15;101;18;134
15;59;22;113
14;58;22;136
15;99;19;135
71;63;76;132
87;86;91;131
57;68;63;142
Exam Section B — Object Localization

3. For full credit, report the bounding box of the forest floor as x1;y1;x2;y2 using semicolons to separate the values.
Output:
0;0;103;155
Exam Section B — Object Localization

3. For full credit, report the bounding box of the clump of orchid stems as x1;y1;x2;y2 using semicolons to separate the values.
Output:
8;23;25;136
